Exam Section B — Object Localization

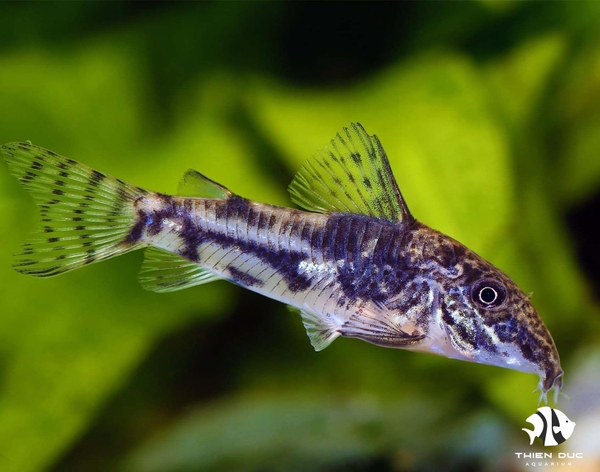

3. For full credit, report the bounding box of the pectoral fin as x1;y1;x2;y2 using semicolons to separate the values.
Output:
340;302;425;348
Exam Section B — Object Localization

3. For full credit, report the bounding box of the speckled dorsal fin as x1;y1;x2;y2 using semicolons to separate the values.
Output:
139;247;222;292
288;123;413;223
178;169;232;199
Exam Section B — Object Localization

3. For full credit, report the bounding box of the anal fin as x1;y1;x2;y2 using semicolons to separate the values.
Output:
139;247;222;293
288;306;341;351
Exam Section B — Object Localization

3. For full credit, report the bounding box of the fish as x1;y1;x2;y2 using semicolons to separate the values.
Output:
522;407;576;446
2;123;563;403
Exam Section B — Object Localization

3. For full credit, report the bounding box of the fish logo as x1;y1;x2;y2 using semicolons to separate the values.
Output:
522;407;576;446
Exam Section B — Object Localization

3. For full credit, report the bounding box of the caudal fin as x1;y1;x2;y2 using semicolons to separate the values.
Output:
521;428;537;445
2;142;148;277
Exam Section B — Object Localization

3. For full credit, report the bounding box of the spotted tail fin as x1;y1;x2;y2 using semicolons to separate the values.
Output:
2;142;148;277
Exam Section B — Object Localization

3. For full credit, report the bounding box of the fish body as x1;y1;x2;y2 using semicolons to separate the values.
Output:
2;123;563;402
522;407;576;446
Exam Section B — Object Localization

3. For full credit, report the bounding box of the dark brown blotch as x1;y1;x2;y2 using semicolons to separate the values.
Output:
228;266;264;288
21;245;35;256
116;187;129;201
89;170;105;186
22;171;36;183
84;249;95;264
14;259;36;266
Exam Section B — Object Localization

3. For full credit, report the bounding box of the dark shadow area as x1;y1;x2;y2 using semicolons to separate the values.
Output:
566;191;600;302
51;288;287;472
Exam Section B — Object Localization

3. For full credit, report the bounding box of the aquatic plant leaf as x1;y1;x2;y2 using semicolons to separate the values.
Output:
484;33;567;132
124;395;448;472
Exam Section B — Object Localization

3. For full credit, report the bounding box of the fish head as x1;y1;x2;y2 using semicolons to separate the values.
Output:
553;409;576;440
420;228;563;403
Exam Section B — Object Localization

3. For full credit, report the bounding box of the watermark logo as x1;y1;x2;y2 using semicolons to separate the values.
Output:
522;407;576;447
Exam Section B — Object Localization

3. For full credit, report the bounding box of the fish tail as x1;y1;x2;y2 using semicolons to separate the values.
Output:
521;428;536;445
2;142;148;277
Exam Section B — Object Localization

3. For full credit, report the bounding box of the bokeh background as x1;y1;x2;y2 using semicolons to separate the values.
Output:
1;2;599;472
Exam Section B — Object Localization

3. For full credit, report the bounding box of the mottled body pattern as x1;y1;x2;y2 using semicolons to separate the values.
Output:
132;194;561;394
2;123;563;402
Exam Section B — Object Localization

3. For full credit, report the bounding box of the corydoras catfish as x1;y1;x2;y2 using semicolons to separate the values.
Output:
2;123;563;403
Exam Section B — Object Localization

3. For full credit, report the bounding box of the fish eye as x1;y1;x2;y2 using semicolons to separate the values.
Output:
480;287;497;304
471;279;507;309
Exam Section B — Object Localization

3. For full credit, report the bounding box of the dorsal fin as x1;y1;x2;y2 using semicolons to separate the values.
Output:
288;123;413;223
178;169;232;199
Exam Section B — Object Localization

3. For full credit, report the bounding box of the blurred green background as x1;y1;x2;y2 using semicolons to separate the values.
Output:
1;2;599;472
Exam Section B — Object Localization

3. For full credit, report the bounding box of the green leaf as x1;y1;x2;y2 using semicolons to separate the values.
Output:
124;391;517;472
484;33;568;131
123;394;445;472
552;39;600;205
